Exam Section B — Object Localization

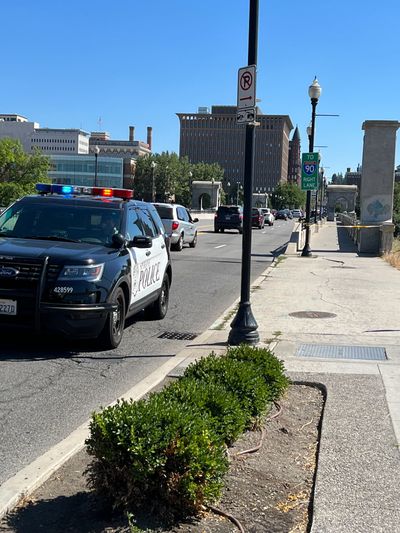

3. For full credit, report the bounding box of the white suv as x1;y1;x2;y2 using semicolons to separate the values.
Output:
153;203;199;251
261;208;275;226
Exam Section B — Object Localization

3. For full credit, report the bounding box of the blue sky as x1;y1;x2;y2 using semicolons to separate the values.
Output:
2;0;399;179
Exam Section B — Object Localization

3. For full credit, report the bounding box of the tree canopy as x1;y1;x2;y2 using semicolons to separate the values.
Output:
271;182;306;210
0;138;50;206
133;152;224;206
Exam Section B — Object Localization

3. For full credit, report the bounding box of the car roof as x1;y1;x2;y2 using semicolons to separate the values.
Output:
153;202;184;208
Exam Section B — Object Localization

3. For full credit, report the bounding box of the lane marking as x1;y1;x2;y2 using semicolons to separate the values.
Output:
214;245;227;249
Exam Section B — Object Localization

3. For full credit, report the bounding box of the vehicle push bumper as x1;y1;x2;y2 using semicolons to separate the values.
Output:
40;302;117;338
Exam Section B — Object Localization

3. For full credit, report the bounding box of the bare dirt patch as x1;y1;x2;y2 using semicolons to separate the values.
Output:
1;384;323;533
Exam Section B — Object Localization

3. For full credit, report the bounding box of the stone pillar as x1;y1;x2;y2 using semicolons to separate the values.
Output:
358;120;400;253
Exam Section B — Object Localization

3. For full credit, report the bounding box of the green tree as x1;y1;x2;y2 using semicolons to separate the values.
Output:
272;182;306;210
0;138;50;206
133;153;224;206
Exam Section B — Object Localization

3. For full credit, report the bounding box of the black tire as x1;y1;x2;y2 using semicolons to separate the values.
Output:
172;234;184;251
98;287;126;349
146;275;170;320
239;227;243;234
221;228;225;233
214;227;219;233
189;232;197;248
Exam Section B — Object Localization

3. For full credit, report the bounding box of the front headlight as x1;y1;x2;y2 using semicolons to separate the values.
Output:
58;264;104;282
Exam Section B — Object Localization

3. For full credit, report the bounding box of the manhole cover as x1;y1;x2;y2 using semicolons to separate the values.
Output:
158;331;197;341
296;344;387;360
289;311;337;319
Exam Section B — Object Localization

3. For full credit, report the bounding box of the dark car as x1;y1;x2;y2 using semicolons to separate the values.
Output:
214;205;243;233
0;183;172;349
275;210;288;220
251;207;265;229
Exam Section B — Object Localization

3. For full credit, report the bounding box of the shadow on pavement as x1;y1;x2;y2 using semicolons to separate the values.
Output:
2;492;128;533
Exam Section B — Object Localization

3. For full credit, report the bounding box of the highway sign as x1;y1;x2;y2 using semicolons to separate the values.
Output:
301;152;319;190
237;65;256;110
237;106;256;124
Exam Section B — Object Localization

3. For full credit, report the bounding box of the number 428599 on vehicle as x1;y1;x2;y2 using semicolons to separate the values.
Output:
0;183;172;349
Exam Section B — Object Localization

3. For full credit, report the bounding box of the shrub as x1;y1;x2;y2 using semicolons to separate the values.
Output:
183;352;272;423
161;377;247;445
226;344;290;400
85;346;289;518
86;393;228;516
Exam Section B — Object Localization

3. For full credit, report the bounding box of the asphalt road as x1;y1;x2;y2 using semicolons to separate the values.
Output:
0;216;294;486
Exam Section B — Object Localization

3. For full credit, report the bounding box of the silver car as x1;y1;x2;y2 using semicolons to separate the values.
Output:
153;203;199;251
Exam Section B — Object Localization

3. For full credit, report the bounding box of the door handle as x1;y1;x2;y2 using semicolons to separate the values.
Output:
146;251;151;256
161;244;165;249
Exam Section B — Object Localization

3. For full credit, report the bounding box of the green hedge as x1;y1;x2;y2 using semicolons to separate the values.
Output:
85;345;289;517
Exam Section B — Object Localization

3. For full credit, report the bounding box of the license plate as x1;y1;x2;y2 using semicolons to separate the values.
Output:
225;215;231;220
0;299;17;315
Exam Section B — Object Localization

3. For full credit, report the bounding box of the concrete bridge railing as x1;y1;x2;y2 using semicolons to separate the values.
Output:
337;213;395;255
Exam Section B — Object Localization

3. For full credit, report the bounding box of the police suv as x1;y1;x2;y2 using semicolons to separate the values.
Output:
0;184;172;349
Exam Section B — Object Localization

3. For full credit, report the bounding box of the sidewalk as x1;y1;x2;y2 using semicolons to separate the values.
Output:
178;220;400;532
1;221;400;532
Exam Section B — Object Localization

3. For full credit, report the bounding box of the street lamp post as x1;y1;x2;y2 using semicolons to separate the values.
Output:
236;182;242;205
319;166;324;221
151;161;157;202
228;0;260;346
94;145;100;187
301;77;322;257
188;171;193;208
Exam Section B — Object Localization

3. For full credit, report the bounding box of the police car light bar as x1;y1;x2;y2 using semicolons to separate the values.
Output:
35;184;133;200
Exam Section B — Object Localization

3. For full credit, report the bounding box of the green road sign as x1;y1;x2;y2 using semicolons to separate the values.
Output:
301;152;319;190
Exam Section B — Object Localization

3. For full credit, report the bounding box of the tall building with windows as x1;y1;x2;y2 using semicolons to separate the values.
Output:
177;106;293;191
288;126;301;184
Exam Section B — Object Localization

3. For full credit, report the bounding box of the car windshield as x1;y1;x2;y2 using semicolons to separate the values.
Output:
0;202;122;246
154;205;174;219
252;209;259;215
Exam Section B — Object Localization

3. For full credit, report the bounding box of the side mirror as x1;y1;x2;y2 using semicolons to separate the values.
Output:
130;235;152;248
111;233;127;248
193;218;199;223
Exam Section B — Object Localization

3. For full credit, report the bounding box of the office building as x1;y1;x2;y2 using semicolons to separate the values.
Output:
0;114;89;154
48;155;124;189
287;126;301;185
177;106;293;191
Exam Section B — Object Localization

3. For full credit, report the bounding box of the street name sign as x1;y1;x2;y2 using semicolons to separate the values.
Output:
237;65;256;124
301;152;319;190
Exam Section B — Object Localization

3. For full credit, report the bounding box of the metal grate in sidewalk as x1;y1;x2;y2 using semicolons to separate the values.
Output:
296;344;387;360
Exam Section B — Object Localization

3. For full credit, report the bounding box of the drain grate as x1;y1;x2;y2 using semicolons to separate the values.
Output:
296;344;387;360
289;311;337;319
158;331;198;341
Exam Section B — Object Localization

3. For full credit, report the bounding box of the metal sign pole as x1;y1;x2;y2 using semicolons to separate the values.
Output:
228;0;260;345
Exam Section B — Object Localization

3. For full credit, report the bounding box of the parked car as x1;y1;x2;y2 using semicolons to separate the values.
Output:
260;208;275;226
291;209;303;219
153;203;198;251
214;205;243;233
251;208;265;229
275;209;289;220
283;209;293;219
